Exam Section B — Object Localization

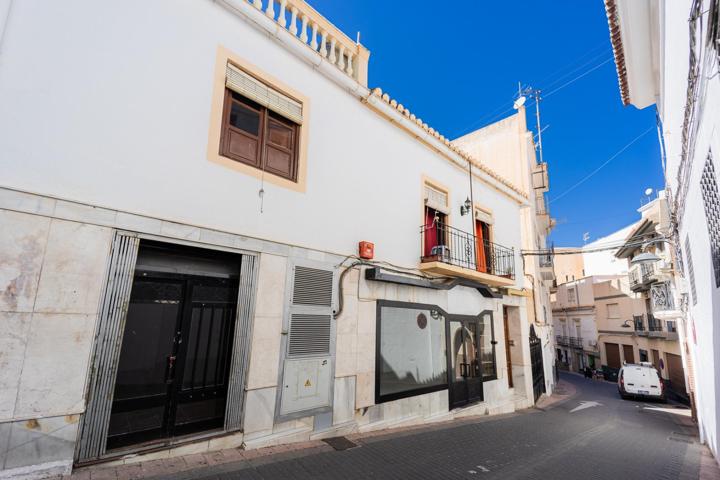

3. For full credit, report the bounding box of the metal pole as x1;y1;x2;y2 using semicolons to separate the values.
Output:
469;160;477;269
534;89;544;165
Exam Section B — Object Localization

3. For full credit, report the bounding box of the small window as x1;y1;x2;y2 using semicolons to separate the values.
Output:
478;310;497;380
376;302;448;402
639;349;649;362
220;90;299;181
567;287;577;304
607;303;620;318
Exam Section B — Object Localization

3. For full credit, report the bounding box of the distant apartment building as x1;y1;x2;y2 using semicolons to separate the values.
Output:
605;0;720;461
0;1;555;477
551;193;688;399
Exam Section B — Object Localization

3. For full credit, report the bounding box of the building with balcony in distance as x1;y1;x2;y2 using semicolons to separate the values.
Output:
550;195;687;399
604;0;720;463
0;0;555;477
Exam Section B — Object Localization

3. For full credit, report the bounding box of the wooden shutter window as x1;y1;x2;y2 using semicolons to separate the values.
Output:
220;89;299;182
264;113;298;180
223;92;263;168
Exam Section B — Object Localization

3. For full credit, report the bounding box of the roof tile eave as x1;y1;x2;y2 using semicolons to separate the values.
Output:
604;0;631;107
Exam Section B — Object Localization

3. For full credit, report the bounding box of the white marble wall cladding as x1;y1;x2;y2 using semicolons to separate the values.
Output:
34;220;112;315
0;414;78;472
242;387;276;435
0;212;112;424
14;313;96;419
0;210;50;313
0;313;32;420
332;376;355;425
246;253;286;390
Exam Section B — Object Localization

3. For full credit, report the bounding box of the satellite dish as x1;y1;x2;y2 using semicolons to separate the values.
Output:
644;188;653;196
513;96;526;110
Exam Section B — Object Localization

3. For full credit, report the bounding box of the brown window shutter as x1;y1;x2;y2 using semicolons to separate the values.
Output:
220;90;263;168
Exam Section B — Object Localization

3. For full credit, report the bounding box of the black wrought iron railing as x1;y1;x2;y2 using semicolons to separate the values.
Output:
420;222;515;279
647;314;663;332
633;315;645;331
555;335;583;349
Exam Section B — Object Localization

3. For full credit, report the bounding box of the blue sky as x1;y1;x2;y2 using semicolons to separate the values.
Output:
311;0;663;247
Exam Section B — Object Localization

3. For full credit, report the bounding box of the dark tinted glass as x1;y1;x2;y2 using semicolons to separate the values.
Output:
229;102;260;135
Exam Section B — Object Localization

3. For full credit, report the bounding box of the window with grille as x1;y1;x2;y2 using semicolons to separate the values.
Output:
700;152;720;288
685;235;698;305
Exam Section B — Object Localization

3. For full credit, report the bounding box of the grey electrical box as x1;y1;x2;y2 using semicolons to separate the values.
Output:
279;357;332;416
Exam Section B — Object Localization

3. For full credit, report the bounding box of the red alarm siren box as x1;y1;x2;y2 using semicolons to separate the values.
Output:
358;241;374;260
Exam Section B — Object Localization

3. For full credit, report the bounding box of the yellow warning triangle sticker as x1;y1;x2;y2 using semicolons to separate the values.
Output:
304;379;312;387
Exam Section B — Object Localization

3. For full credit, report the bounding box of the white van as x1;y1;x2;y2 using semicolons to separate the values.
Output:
618;362;665;401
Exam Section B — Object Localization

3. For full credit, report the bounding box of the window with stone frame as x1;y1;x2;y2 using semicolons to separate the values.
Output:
700;151;720;288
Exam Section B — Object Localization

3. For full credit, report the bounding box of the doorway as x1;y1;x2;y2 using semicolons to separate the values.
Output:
422;207;447;260
448;315;484;409
529;325;545;402
503;307;513;389
106;241;241;450
475;219;491;273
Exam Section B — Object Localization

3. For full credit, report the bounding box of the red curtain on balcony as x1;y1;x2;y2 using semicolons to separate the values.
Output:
475;219;487;273
424;208;438;258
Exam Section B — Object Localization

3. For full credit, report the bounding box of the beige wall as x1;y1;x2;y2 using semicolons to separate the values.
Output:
553;249;585;285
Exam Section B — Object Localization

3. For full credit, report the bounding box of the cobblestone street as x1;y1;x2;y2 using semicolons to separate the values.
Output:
71;373;719;480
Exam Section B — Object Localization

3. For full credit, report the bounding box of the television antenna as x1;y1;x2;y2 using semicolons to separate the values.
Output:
517;82;545;165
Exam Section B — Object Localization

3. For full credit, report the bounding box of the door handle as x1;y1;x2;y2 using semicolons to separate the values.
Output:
165;355;177;384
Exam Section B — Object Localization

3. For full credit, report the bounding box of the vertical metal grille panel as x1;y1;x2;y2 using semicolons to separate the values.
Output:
286;263;334;358
76;232;139;462
685;235;698;306
292;266;333;306
288;314;332;356
224;254;259;432
701;152;720;288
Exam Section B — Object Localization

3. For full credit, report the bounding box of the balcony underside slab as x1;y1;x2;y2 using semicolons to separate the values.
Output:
419;261;515;287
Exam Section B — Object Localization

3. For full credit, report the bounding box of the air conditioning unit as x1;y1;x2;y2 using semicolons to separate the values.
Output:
431;245;451;262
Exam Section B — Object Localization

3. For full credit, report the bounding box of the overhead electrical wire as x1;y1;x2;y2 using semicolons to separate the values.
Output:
522;235;671;256
451;47;613;138
548;126;656;205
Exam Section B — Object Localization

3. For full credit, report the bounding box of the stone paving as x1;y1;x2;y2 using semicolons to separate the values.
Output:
58;373;720;479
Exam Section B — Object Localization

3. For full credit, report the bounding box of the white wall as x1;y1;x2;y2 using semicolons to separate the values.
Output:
582;223;637;276
0;0;523;279
655;0;720;458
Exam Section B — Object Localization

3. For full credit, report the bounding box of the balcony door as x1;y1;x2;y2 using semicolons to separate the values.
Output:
423;207;447;258
448;315;484;409
475;219;490;273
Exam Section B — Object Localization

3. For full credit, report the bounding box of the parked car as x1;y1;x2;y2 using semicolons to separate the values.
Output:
618;362;665;401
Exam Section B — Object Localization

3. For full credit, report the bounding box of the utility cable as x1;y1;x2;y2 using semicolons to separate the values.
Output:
548;126;656;205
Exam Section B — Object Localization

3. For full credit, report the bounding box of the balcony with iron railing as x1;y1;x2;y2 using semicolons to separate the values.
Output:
419;222;515;287
629;262;659;291
633;315;648;336
555;335;583;349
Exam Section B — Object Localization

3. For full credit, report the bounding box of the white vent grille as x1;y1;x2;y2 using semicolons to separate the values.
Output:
226;64;303;125
288;314;332;356
292;266;333;306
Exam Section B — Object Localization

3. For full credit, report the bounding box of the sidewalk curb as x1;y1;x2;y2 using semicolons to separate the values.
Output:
534;379;579;411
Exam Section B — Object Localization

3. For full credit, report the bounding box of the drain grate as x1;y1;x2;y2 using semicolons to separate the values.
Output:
671;431;696;438
322;436;359;451
668;436;694;444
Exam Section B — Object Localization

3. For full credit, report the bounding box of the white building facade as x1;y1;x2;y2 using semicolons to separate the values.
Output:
0;0;555;477
605;0;720;463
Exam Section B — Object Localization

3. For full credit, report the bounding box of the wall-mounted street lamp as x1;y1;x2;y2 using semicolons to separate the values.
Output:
630;251;662;266
460;197;472;216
